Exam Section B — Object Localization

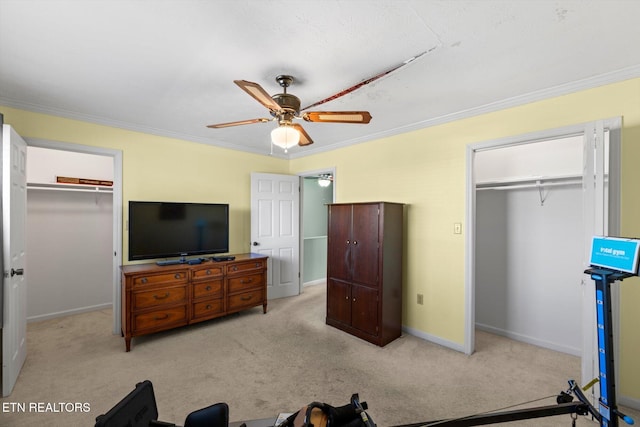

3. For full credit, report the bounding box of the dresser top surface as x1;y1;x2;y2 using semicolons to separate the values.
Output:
121;253;267;274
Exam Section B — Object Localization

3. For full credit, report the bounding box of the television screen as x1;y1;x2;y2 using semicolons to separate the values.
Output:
128;201;229;261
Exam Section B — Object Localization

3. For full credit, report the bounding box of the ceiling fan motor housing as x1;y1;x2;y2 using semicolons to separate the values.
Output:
272;93;300;113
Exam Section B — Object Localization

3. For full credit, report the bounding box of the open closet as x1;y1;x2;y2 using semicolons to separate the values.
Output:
475;133;607;356
26;147;114;321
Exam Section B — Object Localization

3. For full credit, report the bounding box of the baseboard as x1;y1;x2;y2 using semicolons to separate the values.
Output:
27;303;112;323
303;279;325;287
402;325;466;353
476;323;581;357
619;395;640;411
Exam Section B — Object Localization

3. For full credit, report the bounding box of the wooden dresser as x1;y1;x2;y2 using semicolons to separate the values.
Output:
121;253;267;351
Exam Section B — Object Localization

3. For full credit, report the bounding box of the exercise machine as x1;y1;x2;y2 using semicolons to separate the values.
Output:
395;236;639;427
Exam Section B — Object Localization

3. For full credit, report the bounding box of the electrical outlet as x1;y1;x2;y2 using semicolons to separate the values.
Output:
417;293;424;305
454;223;462;234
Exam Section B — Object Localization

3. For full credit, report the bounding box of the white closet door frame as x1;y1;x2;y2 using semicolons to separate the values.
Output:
465;119;621;392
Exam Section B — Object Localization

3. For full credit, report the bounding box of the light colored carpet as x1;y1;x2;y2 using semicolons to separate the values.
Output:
1;284;638;426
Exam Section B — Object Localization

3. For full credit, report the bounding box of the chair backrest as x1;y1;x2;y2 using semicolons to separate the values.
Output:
95;380;159;427
184;402;229;427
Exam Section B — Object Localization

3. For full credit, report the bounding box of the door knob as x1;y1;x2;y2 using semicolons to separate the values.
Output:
11;268;24;277
252;241;260;246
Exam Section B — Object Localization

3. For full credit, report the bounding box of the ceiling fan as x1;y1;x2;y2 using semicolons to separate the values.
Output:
207;74;372;151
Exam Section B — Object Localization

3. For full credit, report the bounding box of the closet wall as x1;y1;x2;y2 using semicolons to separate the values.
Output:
475;136;585;356
26;147;113;321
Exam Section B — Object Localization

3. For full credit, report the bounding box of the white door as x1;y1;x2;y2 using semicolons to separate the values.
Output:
2;125;28;397
251;173;300;299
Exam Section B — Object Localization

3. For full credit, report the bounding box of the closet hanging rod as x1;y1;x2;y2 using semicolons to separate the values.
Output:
477;180;582;191
27;185;113;194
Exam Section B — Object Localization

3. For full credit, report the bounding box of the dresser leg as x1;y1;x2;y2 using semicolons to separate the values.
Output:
263;302;267;314
125;337;131;352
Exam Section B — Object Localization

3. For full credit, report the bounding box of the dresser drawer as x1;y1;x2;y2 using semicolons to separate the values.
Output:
132;271;188;288
192;266;224;281
192;299;224;320
228;273;263;293
133;306;187;332
133;285;187;310
193;280;223;299
226;260;265;275
228;289;264;311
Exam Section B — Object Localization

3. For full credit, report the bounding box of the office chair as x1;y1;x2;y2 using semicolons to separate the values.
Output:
184;402;229;427
95;380;159;427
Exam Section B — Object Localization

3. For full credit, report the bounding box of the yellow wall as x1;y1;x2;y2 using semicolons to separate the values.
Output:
290;77;640;401
2;76;640;401
1;106;289;257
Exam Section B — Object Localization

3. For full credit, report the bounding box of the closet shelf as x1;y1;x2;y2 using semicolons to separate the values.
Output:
27;182;113;193
476;174;583;191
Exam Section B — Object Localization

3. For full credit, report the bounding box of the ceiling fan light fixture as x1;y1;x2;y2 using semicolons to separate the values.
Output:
271;125;300;152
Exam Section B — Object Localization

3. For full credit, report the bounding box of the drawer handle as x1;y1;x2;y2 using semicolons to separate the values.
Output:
206;304;212;310
232;266;238;271
255;263;261;267
174;273;182;279
240;295;252;301
141;277;148;284
153;292;170;300
154;314;169;320
205;285;212;291
206;269;212;275
241;278;253;284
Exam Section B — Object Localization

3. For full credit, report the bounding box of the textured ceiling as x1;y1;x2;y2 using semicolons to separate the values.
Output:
1;0;640;158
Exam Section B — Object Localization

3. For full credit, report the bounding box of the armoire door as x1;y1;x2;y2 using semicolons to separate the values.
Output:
351;284;378;336
327;204;352;281
351;204;379;287
326;278;351;325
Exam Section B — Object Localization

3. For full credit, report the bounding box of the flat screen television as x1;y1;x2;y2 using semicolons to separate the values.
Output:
128;201;229;261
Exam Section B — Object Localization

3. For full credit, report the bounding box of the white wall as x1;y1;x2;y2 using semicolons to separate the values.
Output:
27;146;113;184
475;135;583;182
26;147;113;321
475;136;584;355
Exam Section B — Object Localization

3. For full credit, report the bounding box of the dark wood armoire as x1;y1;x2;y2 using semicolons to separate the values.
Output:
326;202;403;346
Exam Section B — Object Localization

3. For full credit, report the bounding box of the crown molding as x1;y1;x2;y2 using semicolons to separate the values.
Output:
289;64;640;158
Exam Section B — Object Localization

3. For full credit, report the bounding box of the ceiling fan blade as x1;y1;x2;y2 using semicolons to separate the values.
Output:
291;123;314;146
302;111;372;124
207;118;271;128
234;80;281;112
300;50;430;111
